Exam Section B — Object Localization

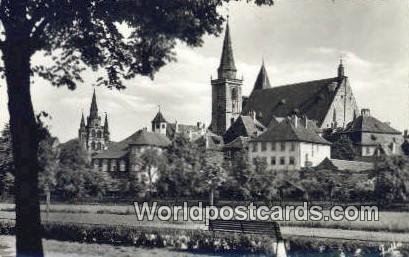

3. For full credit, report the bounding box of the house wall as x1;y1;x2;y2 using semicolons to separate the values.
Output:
248;141;330;171
359;132;404;156
299;142;331;168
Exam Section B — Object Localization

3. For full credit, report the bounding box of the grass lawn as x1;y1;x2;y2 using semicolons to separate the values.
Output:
1;203;409;234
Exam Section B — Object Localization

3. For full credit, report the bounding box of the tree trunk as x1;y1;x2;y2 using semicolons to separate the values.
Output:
3;42;44;257
46;189;51;219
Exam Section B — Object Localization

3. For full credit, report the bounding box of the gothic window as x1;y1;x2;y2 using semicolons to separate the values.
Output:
97;130;102;138
91;141;96;150
91;129;96;137
97;142;102;150
231;88;238;100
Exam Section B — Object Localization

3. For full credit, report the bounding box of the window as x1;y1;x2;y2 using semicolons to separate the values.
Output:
252;143;258;152
156;124;160;129
97;130;102;138
161;124;166;129
271;157;276;165
289;156;295;165
280;157;285;165
97;142;102;150
280;142;285;151
252;158;257;165
261;142;267;151
102;160;108;172
120;160;126;172
271;142;276;151
290;143;295;151
91;129;96;137
91;141;96;150
111;160;117;172
93;159;100;169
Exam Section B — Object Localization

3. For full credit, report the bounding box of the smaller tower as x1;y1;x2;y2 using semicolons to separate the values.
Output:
78;112;87;148
103;113;110;143
151;109;168;135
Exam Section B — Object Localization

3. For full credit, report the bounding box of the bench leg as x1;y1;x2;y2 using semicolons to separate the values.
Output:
275;240;287;257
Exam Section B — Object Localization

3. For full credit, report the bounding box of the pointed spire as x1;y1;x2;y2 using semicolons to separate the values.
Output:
253;59;271;90
90;88;98;118
80;112;86;128
217;21;237;79
103;113;109;132
338;58;345;78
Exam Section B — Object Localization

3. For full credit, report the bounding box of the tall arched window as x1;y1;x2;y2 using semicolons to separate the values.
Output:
91;129;96;137
97;130;102;138
231;88;238;100
91;141;96;150
97;142;102;150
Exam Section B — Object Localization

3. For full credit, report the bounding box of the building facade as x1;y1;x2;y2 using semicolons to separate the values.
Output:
341;109;404;157
248;116;331;171
78;90;110;154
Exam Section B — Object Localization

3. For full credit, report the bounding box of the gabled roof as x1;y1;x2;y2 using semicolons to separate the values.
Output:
243;77;344;127
152;112;167;124
223;136;250;149
93;130;170;159
223;115;266;143
252;117;330;145
317;158;374;172
343;115;401;135
253;62;271;90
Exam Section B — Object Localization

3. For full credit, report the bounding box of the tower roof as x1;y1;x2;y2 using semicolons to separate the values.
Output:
253;61;271;90
217;22;237;79
152;111;167;124
80;112;85;128
90;89;98;117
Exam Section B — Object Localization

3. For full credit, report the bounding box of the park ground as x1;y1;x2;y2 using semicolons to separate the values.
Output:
1;203;409;244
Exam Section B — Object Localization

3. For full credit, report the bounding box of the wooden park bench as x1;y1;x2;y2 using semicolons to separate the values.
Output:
208;219;287;257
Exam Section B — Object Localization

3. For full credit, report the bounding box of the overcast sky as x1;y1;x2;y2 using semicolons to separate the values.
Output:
0;0;408;142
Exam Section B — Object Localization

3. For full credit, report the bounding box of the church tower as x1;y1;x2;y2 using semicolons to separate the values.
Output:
210;21;243;136
78;89;110;154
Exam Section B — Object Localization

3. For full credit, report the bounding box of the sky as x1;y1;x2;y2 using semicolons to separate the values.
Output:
0;0;408;143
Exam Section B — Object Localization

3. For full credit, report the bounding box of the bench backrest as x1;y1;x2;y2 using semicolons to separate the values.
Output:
208;219;282;241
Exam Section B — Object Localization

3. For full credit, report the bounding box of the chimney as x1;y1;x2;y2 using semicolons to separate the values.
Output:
175;120;178;133
361;108;370;117
302;115;308;129
384;121;391;127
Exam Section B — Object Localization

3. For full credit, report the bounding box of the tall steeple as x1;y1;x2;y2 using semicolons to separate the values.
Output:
90;88;98;118
80;112;86;128
253;59;271;91
217;21;237;80
338;59;345;78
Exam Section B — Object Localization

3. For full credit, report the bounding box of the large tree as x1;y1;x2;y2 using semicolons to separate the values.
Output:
0;1;273;255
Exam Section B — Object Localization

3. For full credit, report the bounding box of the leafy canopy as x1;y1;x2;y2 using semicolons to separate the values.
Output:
0;0;273;89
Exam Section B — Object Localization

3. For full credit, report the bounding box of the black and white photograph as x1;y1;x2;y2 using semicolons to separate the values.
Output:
0;0;408;256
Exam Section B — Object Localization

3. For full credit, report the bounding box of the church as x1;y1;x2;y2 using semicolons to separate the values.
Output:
210;21;359;141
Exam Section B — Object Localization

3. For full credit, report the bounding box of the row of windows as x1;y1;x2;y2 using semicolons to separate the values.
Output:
90;141;103;150
252;142;296;152
93;159;127;172
90;129;104;138
253;156;296;166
